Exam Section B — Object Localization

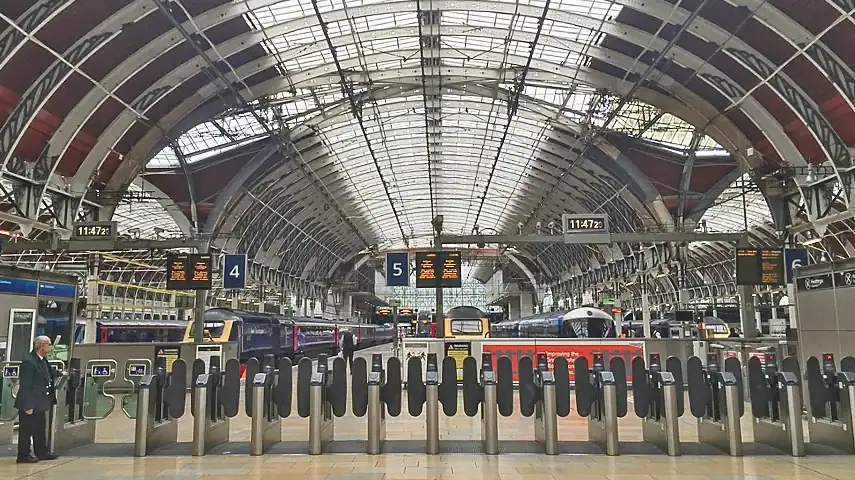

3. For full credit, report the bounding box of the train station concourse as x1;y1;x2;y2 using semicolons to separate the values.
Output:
5;0;855;479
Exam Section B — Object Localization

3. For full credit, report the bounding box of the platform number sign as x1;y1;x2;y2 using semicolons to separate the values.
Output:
784;248;808;284
386;252;409;287
223;254;247;289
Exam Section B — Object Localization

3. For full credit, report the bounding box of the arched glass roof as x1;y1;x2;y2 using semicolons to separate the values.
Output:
146;0;726;249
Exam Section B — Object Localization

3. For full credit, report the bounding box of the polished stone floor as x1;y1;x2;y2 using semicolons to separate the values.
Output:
3;345;855;479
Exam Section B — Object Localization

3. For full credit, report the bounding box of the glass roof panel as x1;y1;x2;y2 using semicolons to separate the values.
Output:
696;173;771;233
112;181;183;239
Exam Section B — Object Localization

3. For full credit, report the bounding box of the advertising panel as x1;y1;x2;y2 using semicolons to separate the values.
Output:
481;342;644;382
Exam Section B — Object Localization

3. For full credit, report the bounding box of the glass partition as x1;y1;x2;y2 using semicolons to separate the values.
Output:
38;297;74;362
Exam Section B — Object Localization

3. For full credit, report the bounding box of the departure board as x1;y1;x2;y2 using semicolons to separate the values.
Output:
440;251;462;288
166;253;213;290
735;247;784;286
416;252;437;288
416;251;462;288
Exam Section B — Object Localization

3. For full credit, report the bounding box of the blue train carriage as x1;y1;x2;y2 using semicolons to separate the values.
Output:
183;308;344;364
291;317;339;358
46;317;187;344
490;307;617;339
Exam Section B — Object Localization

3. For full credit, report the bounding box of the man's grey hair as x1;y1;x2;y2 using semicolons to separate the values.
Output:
33;335;51;348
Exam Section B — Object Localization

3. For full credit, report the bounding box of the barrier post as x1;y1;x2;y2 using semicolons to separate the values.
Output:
535;373;558;455
192;374;209;456
133;383;152;457
367;369;386;454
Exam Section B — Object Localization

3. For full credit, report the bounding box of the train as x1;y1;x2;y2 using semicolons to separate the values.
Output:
40;316;188;344
182;308;395;362
443;306;491;338
489;307;617;338
622;315;731;339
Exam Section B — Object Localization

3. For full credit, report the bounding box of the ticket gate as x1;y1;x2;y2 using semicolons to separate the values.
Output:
299;355;346;455
191;357;240;456
632;354;683;456
462;353;499;455
352;354;402;454
805;353;855;453
247;356;292;456
405;353;456;454
132;359;187;456
687;353;743;456
576;353;627;456
48;358;116;454
747;353;803;456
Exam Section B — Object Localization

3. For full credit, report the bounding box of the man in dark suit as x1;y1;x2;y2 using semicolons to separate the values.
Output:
15;336;60;463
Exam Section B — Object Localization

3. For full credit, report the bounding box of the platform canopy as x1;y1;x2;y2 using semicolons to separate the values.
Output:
1;0;854;291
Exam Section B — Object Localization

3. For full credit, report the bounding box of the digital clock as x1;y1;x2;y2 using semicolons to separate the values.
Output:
73;221;117;239
562;214;609;232
561;213;611;244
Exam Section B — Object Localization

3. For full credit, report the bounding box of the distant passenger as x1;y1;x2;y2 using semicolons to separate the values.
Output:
340;330;356;372
729;328;740;338
15;336;60;463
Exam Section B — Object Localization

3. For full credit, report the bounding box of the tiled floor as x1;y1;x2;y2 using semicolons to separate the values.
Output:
3;345;855;479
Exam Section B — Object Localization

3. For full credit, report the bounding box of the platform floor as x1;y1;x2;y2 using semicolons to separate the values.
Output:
3;345;855;478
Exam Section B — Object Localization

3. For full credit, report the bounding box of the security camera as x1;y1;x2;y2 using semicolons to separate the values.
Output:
548;221;556;233
517;221;523;234
536;221;542;234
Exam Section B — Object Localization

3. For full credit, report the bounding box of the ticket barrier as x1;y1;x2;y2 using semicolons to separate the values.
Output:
805;353;855;453
462;353;499;455
632;354;683;456
299;355;346;455
747;353;803;456
687;353;743;456
247;356;292;456
576;353;627;456
191;357;240;456
132;359;187;456
405;354;457;454
352;354;402;454
46;359;114;454
512;353;563;455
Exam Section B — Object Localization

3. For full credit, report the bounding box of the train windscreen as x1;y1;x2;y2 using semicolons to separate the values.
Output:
449;319;483;335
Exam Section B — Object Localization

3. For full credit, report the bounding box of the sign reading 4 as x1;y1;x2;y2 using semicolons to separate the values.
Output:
223;254;247;289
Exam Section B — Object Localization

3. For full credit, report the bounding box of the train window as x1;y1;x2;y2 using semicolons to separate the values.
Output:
144;314;152;320
169;314;177;321
194;321;226;338
153;314;161;321
450;320;482;334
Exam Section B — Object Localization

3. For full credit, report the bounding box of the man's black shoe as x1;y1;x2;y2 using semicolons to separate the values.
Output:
16;456;39;464
38;453;59;461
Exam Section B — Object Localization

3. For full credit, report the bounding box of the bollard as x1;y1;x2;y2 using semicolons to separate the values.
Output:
249;376;267;456
481;378;499;455
661;382;681;456
601;382;620;456
426;382;439;454
535;377;559;455
367;372;386;455
723;383;743;456
133;382;152;457
192;374;209;456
